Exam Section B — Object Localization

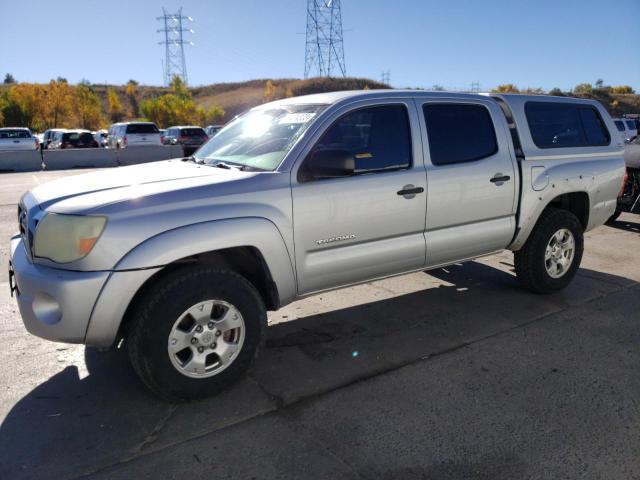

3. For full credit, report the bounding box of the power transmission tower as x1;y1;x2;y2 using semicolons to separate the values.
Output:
304;0;346;78
381;70;391;86
157;8;193;86
470;81;480;93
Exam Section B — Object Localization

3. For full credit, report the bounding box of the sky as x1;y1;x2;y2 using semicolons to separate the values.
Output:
1;0;639;91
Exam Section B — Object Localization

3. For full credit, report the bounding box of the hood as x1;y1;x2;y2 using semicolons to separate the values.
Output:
27;160;250;213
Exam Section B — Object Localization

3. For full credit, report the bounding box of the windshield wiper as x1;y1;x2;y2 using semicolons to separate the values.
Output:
211;161;236;169
181;155;204;164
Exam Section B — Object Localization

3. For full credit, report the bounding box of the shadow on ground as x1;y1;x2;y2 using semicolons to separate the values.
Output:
0;261;634;479
608;218;640;234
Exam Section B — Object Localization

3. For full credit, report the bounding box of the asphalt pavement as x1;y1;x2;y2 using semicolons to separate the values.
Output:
0;168;639;479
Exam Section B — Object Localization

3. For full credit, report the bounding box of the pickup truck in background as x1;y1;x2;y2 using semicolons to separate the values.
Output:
9;90;625;400
0;127;39;151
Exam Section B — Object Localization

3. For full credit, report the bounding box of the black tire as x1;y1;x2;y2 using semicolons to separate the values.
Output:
606;207;622;224
514;208;584;294
127;266;266;401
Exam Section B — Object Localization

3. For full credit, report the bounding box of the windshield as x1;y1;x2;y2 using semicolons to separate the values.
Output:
195;104;327;171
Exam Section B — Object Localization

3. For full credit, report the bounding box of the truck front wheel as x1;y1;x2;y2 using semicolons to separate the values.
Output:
127;266;266;401
514;208;584;294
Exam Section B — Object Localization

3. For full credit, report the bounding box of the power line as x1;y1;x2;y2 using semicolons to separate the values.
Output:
304;0;346;78
157;7;193;86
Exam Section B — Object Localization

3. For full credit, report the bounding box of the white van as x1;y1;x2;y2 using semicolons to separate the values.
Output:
107;122;163;149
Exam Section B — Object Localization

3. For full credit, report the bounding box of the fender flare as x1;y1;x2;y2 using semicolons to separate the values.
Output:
85;217;296;347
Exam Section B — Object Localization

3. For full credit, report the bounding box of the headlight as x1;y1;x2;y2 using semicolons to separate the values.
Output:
33;213;107;263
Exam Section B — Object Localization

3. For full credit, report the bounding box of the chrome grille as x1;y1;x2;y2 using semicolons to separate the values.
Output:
17;202;33;259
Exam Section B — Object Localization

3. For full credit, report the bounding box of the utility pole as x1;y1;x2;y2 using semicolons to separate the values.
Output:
157;7;193;86
381;70;391;86
304;0;346;78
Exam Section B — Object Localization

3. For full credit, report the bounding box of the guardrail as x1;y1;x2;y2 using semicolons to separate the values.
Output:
0;145;185;173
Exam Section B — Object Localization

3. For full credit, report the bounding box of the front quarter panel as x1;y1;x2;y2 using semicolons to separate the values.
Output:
84;217;296;348
115;217;297;302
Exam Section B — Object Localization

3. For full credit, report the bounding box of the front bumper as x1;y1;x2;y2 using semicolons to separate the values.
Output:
9;236;110;344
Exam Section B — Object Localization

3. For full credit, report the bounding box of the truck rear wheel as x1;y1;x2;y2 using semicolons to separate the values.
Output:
127;266;266;401
514;208;584;294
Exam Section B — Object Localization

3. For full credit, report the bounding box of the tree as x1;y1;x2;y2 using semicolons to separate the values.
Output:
140;79;224;128
106;88;125;122
44;79;73;128
611;85;634;94
595;78;604;89
3;73;16;84
125;79;139;117
170;76;189;97
75;84;104;130
205;105;225;125
2;83;47;130
573;83;592;95
525;87;545;95
493;84;520;93
431;84;445;91
263;80;276;102
549;88;563;96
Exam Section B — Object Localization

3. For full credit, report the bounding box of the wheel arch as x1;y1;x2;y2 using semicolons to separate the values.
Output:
85;218;296;348
510;190;590;250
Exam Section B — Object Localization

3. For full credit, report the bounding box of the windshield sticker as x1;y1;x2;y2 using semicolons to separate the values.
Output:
278;112;316;124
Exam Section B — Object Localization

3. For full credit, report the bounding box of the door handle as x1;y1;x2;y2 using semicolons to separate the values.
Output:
490;174;511;184
397;185;424;197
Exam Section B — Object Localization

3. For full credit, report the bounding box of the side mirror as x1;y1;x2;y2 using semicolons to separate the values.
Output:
305;149;354;180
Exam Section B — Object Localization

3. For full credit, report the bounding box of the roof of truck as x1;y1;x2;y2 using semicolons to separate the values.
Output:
261;89;602;109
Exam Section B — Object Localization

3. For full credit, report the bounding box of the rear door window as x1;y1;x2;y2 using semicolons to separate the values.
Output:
423;103;498;165
614;120;626;132
526;102;611;148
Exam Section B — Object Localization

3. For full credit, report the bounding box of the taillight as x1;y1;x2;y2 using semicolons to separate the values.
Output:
160;135;165;144
123;136;128;146
34;138;39;150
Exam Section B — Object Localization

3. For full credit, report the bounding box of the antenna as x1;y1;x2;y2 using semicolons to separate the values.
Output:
304;0;346;78
157;7;193;86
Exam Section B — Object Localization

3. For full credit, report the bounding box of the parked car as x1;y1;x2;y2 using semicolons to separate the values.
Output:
49;130;99;149
93;129;109;148
9;91;624;401
107;122;162;149
612;118;637;143
0;127;39;151
42;129;67;149
164;126;208;155
205;125;223;137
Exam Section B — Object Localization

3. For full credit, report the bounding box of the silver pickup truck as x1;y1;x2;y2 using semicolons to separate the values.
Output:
9;91;625;400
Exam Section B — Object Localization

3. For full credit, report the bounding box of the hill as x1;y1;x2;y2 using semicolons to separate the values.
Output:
91;77;389;124
2;77;639;131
